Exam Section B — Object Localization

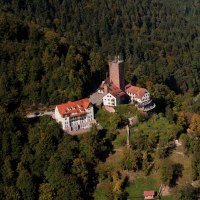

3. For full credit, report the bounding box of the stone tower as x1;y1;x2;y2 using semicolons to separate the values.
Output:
109;57;125;90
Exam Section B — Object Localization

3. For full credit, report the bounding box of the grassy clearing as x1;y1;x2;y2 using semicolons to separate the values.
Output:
105;147;123;170
169;145;192;184
94;189;106;200
93;149;189;200
94;175;173;200
161;196;173;200
113;128;127;148
94;114;192;200
93;183;107;200
125;175;159;199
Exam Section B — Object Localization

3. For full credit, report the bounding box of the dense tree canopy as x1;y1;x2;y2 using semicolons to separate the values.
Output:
0;0;200;109
1;0;200;199
0;115;113;199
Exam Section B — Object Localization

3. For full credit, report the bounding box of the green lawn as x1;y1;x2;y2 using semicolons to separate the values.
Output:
112;129;126;148
94;186;107;200
169;145;192;184
161;196;173;200
94;176;173;200
93;180;109;200
125;176;159;199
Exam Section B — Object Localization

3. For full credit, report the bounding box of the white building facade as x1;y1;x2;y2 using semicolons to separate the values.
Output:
102;93;118;106
126;89;151;105
89;58;155;111
125;84;155;111
55;98;96;132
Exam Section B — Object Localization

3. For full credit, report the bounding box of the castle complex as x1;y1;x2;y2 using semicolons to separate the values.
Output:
55;58;155;132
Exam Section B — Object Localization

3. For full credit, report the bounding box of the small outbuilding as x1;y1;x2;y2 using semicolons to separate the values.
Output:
143;190;156;199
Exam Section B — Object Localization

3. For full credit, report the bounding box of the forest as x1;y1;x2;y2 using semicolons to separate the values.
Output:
0;0;200;199
0;0;200;108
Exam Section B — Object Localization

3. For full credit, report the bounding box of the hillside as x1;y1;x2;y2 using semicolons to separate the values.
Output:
0;1;200;200
0;0;200;109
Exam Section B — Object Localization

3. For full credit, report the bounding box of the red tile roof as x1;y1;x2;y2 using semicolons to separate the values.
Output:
143;191;155;196
125;84;146;99
57;98;90;117
109;82;126;97
99;80;126;97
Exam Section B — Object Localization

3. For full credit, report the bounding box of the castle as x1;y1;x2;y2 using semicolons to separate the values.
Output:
55;58;155;132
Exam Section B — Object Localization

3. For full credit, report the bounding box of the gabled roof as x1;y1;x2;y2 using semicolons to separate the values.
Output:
103;92;116;99
57;98;91;117
109;82;126;97
125;84;147;99
143;191;155;196
99;80;126;98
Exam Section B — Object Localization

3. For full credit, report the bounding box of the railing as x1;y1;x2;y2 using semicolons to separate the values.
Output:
143;103;156;112
138;99;152;106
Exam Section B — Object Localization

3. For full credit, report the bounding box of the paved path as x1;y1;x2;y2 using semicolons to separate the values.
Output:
113;148;123;152
26;111;54;118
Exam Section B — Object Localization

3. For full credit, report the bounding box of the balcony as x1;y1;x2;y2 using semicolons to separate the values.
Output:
135;101;156;112
140;99;152;106
143;103;156;112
